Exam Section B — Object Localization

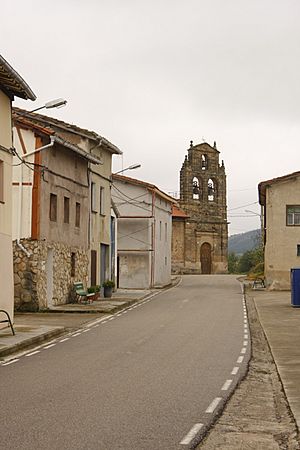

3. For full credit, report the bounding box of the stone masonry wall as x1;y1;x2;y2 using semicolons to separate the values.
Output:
13;239;88;311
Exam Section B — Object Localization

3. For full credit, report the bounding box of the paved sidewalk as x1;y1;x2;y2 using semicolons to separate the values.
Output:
249;288;300;431
0;287;156;359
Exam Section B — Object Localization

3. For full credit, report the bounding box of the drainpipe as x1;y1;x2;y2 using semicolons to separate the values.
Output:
17;137;55;256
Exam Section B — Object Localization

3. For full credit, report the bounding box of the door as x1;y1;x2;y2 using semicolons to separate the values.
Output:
45;248;54;307
100;244;109;285
91;250;97;286
200;242;212;274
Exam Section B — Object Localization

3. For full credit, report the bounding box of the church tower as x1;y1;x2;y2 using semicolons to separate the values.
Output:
172;141;228;274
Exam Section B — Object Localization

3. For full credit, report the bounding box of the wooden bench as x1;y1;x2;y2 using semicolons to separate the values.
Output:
0;310;15;335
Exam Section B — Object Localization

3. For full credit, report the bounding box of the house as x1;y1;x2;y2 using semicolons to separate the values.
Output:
173;141;228;274
259;171;300;290
0;55;35;325
171;204;189;273
12;109;121;310
111;174;173;289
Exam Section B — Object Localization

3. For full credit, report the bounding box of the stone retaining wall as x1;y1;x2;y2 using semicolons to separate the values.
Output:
13;239;88;311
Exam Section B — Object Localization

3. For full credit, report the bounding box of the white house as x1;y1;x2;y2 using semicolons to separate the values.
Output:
112;174;173;289
0;54;35;325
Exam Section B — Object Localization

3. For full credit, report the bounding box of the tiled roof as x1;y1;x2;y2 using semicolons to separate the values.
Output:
259;171;300;205
112;174;176;204
13;107;122;155
172;204;189;218
0;54;36;101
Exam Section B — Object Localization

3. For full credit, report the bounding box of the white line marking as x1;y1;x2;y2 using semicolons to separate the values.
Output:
221;379;233;391
44;344;56;349
72;332;82;337
93;324;100;328
205;397;222;413
180;423;203;445
237;356;244;363
26;351;40;357
86;316;113;328
244;334;249;339
59;338;70;342
241;347;247;354
82;329;90;333
231;366;239;375
243;340;248;346
2;359;19;366
243;320;248;324
107;317;114;321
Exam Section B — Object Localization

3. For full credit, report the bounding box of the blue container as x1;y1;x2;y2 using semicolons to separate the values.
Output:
291;268;300;307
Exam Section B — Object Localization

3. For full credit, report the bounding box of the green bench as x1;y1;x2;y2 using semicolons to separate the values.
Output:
74;282;94;304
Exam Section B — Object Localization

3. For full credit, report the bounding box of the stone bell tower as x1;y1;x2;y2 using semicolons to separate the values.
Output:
172;141;228;274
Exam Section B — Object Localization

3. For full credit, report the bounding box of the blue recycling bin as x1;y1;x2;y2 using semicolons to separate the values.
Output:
291;268;300;307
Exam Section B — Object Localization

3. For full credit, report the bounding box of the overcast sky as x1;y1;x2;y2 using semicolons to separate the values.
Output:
2;0;299;235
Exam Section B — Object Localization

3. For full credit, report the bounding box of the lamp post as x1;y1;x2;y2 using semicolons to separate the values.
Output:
29;98;67;113
114;163;141;175
245;209;263;242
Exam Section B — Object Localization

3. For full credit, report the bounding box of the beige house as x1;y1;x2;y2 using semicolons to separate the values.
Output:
112;174;173;289
12;109;121;310
259;171;300;290
0;55;35;325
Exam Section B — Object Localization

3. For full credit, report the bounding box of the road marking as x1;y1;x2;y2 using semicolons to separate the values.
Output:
107;317;114;321
44;343;56;349
244;334;249;339
26;351;40;357
221;379;233;391
2;359;19;366
180;423;204;445
237;356;244;363
72;332;82;337
82;329;90;333
231;366;239;375
86;316;113;328
241;347;247;354
206;397;222;413
243;340;248;346
59;338;70;342
243;319;248;324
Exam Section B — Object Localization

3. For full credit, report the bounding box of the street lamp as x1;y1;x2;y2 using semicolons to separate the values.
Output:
29;98;67;113
114;164;141;175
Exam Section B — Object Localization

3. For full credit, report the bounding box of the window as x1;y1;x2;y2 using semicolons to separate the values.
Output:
64;197;70;224
201;154;207;170
165;223;167;241
91;182;97;212
165;256;167;266
208;179;215;202
160;221;162;240
287;206;300;226
71;252;76;277
75;202;81;227
0;160;4;203
297;245;300;257
50;193;57;221
192;177;200;200
100;187;104;215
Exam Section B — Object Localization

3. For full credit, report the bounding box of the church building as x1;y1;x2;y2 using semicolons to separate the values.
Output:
172;141;228;274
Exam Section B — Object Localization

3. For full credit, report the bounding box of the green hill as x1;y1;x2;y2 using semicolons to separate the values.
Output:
228;229;261;255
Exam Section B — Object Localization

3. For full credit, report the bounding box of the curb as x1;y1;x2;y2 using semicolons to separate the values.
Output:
0;326;65;359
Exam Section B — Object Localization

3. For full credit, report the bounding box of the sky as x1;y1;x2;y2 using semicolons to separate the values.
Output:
2;0;299;235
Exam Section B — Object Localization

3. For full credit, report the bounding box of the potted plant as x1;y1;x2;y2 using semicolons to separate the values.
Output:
102;280;115;298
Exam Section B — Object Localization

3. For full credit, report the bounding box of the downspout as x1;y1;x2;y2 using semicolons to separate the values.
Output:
17;137;55;256
150;189;155;287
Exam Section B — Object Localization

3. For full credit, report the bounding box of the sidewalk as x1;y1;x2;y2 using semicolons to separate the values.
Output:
0;287;156;359
248;287;300;430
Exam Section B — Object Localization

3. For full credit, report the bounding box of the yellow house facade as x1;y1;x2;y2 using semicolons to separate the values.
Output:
259;171;300;290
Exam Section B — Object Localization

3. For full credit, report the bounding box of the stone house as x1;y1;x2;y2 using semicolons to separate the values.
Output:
111;174;174;289
259;171;300;290
0;54;35;325
172;141;228;274
12;109;121;310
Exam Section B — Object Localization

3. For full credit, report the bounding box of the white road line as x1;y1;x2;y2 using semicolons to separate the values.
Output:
205;397;222;413
107;317;114;321
244;334;249;339
243;340;248;346
221;379;233;391
86;316;113;328
180;423;203;445
82;329;90;333
241;347;247;354
2;359;19;366
44;344;56;349
231;366;239;375
26;351;40;357
59;338;70;342
237;356;244;363
72;332;82;337
243;319;248;324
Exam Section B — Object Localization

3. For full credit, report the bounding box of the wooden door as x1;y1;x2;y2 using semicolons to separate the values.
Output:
200;242;212;274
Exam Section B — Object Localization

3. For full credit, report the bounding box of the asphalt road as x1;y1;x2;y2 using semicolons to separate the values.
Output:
1;275;249;449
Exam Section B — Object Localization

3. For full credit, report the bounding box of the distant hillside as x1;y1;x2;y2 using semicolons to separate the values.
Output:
228;229;261;255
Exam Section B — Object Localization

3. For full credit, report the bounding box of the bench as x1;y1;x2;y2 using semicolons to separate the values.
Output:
0;310;15;335
74;282;94;304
